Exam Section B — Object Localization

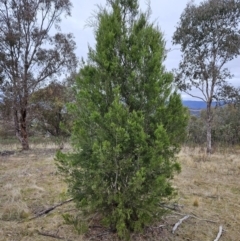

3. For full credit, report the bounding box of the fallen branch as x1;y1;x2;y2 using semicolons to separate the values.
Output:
29;198;74;220
214;226;223;241
160;201;184;211
89;230;111;240
151;225;165;229
161;204;183;211
96;231;110;237
165;209;218;224
37;231;72;241
172;215;190;234
0;150;15;156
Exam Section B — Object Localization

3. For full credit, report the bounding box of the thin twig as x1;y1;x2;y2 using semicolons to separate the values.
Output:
160;204;183;211
214;226;223;241
96;231;110;237
150;225;165;229
37;231;72;241
89;225;105;229
89;230;111;240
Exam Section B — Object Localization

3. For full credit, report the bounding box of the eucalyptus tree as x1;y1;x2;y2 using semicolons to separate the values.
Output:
0;0;77;149
173;0;240;153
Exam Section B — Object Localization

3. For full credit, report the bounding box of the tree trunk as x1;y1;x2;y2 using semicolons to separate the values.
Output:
20;108;29;150
206;117;212;154
13;105;29;150
14;108;21;142
206;104;212;154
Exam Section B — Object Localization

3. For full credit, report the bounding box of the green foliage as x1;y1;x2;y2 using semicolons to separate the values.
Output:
30;82;71;137
173;0;240;153
188;104;240;147
62;213;88;234
56;0;188;239
0;0;77;150
212;105;240;145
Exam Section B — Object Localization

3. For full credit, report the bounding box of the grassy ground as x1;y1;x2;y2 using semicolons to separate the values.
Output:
0;142;240;240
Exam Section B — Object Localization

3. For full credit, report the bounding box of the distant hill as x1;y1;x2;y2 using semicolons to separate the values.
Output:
0;99;217;111
182;100;218;116
183;100;206;109
182;100;218;109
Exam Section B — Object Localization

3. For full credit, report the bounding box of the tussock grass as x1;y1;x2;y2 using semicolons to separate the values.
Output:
174;146;240;240
0;143;240;240
0;142;81;241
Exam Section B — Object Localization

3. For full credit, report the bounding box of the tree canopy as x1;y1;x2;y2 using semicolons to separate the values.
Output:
173;0;240;153
0;0;77;149
30;82;71;137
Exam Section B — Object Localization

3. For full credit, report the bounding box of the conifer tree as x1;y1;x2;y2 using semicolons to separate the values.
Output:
56;0;188;238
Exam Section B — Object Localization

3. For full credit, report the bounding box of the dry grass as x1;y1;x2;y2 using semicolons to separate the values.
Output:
0;143;240;240
0;142;81;241
173;146;240;241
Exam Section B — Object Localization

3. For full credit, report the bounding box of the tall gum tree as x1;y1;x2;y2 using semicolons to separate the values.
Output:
173;0;240;154
0;0;77;150
56;0;188;239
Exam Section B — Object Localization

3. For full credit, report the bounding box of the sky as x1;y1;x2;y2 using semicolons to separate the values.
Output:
60;0;239;100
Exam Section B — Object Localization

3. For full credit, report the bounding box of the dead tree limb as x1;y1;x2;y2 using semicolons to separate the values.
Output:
37;231;72;241
214;226;223;241
151;225;165;229
160;204;183;211
29;198;74;220
37;231;64;240
172;215;190;234
164;208;218;224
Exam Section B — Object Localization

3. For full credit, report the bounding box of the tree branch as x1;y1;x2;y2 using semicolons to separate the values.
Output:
37;231;72;241
183;90;206;102
28;198;73;221
172;215;190;234
214;226;223;241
